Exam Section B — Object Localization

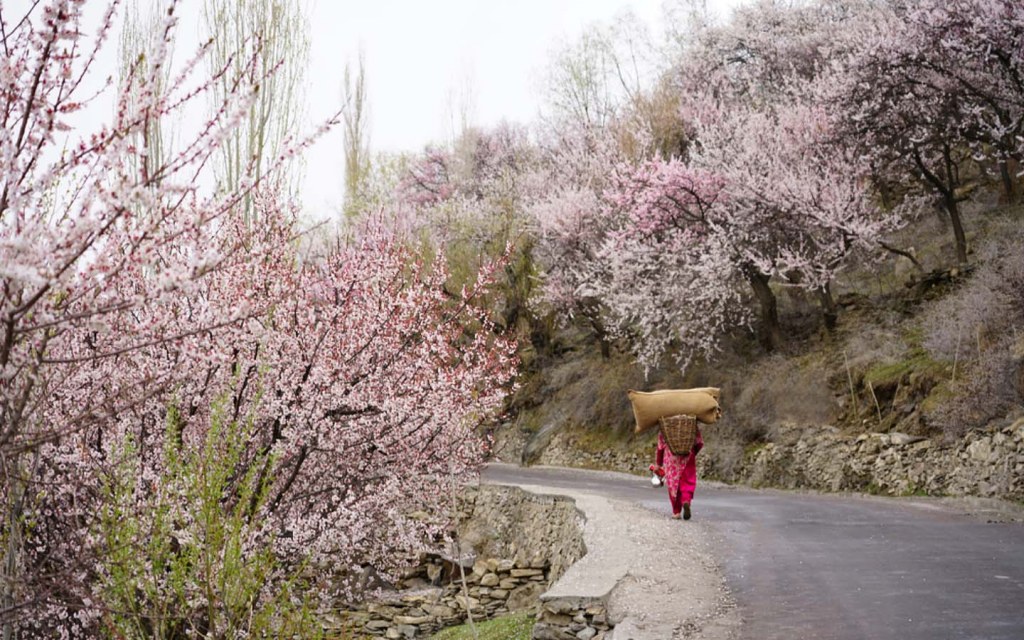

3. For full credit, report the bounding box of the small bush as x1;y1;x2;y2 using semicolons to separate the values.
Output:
842;312;907;372
925;339;1022;438
923;224;1024;358
96;400;322;639
728;355;836;444
921;225;1024;434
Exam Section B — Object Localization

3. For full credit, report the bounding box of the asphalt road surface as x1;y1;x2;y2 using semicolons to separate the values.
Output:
482;464;1024;640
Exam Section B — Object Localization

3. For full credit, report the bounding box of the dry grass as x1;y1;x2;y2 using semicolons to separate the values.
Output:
917;217;1024;435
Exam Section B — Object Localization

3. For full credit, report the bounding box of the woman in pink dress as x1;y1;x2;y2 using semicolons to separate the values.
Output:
653;427;704;519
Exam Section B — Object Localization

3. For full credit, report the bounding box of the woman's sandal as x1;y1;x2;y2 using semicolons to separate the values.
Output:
683;503;692;520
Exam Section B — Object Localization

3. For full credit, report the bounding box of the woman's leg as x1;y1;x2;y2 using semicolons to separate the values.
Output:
680;457;697;519
679;454;698;504
668;487;684;516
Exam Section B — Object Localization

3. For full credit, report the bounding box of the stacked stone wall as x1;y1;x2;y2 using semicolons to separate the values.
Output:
329;485;588;638
718;418;1024;499
533;597;611;640
339;557;553;638
537;417;1024;502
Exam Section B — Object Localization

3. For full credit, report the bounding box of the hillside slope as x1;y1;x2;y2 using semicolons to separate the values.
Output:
497;202;1024;501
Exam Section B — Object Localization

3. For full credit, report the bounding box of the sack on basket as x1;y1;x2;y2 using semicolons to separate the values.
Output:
659;414;698;456
628;388;721;433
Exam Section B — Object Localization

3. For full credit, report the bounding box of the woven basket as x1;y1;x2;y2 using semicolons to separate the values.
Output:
659;414;698;456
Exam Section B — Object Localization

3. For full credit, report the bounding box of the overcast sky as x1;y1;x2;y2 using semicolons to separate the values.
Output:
305;0;674;215
302;0;749;217
10;0;747;219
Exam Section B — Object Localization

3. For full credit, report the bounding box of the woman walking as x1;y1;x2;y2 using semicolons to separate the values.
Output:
653;427;703;519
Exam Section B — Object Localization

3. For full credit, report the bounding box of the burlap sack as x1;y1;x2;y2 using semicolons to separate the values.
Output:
637;387;721;401
628;388;721;433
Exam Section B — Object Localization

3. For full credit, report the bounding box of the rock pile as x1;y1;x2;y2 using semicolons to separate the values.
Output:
533;597;611;640
338;556;553;638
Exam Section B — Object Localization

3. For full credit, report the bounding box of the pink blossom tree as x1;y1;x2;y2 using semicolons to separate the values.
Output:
1;1;515;634
540;95;900;364
530;185;618;356
593;160;748;371
395;123;543;333
672;0;885;105
830;0;1024;265
1;2;281;623
893;0;1024;201
528;121;633;357
530;126;749;371
688;99;903;339
527;0;906;364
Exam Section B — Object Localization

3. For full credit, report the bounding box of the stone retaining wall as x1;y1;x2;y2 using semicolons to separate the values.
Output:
339;558;553;638
534;417;1024;502
536;431;651;475
713;417;1024;499
533;597;611;640
459;486;586;580
331;485;588;638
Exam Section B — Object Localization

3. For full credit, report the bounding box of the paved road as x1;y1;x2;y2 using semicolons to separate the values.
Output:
482;464;1024;640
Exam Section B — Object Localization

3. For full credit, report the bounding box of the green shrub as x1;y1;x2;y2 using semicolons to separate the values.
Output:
430;613;535;640
96;399;322;639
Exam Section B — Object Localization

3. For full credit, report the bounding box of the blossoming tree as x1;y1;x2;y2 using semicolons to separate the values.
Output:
689;99;903;339
1;1;515;634
831;0;1024;265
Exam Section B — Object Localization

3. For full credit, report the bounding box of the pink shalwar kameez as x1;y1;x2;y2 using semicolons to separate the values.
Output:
655;428;703;516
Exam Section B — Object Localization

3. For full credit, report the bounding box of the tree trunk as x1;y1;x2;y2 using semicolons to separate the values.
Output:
943;191;968;265
743;266;782;352
913;145;968;266
2;464;25;640
581;304;612;360
872;168;892;210
942;145;969;265
879;241;923;273
817;282;838;333
590;315;612;360
529;315;554;356
1000;160;1019;205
